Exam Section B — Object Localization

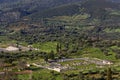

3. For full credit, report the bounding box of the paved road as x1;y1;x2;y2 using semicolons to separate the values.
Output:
57;58;87;62
57;57;112;65
0;48;7;52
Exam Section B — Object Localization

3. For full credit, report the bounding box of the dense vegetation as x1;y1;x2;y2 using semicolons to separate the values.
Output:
0;0;120;80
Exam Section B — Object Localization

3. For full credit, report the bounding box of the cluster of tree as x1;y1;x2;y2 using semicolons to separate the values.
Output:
6;22;120;60
28;67;120;80
0;51;47;63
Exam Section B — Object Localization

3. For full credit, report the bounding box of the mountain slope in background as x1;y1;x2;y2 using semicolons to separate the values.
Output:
0;0;119;46
111;0;120;3
0;0;119;23
0;0;84;23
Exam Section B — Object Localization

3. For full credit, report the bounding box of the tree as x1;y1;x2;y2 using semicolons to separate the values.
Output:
44;55;48;62
63;74;69;80
56;43;62;54
18;60;28;70
107;68;112;80
49;50;55;60
77;71;84;80
0;59;4;70
50;71;56;80
59;43;62;53
56;43;60;54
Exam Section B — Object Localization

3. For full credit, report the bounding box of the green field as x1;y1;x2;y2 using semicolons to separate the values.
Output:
33;42;58;53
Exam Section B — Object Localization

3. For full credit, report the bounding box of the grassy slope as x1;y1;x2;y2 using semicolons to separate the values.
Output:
81;47;116;61
33;42;57;53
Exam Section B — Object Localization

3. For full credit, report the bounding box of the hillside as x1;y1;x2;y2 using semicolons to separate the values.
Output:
0;0;84;23
0;0;120;80
2;0;119;44
111;0;120;3
0;0;119;23
0;0;119;40
0;0;120;60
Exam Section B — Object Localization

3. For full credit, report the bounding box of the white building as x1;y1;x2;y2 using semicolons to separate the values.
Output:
6;46;19;51
102;60;113;65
